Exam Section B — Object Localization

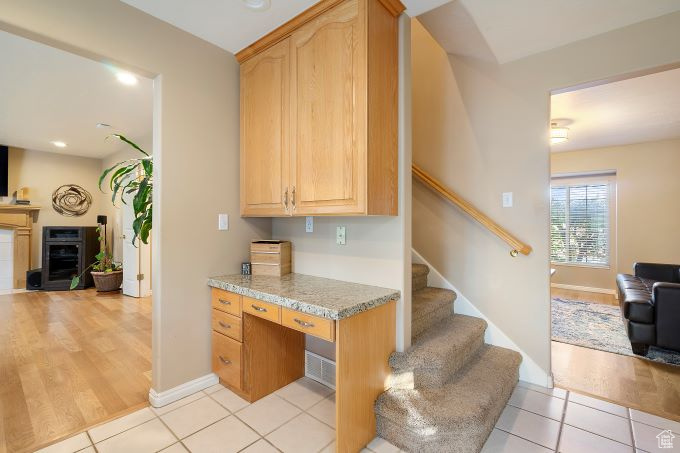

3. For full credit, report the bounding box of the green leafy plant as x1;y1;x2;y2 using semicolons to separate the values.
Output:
99;134;152;245
70;226;121;289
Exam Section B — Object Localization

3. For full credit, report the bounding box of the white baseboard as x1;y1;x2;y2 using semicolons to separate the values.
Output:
551;283;617;297
412;249;552;388
148;373;218;408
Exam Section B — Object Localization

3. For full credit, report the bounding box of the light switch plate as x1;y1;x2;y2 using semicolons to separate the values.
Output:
218;213;229;230
502;192;513;208
305;216;314;233
336;226;346;245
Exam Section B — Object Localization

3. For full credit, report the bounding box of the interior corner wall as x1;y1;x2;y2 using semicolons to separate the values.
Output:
551;139;680;288
411;11;680;385
271;15;413;354
3;147;103;265
0;0;271;393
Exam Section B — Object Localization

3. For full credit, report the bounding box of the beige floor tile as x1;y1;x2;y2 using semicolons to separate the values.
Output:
209;387;250;413
88;407;156;442
319;441;336;453
36;433;91;453
568;391;629;418
203;383;226;395
76;447;95;453
308;394;335;428
160;396;230;439
632;421;680;452
495;406;561;449
152;392;206;416
95;419;176;453
481;429;552;453
236;394;301;435
507;386;565;421
159;443;188;452
275;377;333;410
241;439;280;453
630;409;680;432
559;425;633;453
182;416;259;453
564;402;632;445
266;413;334;453
367;436;400;453
517;381;568;399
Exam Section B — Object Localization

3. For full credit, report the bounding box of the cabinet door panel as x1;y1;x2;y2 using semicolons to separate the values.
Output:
240;39;290;216
290;0;366;215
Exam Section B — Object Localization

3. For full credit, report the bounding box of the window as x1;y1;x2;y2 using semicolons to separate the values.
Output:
550;182;610;266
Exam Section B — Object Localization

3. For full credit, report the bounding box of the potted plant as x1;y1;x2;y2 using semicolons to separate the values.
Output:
70;225;123;291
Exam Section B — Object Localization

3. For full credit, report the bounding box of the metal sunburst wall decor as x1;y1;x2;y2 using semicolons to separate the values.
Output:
52;184;93;217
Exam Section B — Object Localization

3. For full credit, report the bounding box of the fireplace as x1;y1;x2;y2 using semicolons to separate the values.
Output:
42;226;98;290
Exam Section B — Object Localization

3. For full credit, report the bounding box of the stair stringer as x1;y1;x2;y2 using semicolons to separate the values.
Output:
412;248;551;387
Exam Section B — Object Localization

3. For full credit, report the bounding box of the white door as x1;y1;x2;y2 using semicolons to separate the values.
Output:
122;197;151;297
0;229;13;290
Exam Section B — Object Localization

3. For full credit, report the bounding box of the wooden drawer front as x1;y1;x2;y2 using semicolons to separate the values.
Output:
211;289;242;317
212;331;242;389
281;308;335;342
242;296;281;323
250;252;282;265
212;309;242;342
251;242;285;253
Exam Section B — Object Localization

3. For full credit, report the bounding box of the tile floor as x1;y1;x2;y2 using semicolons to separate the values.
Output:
37;378;679;453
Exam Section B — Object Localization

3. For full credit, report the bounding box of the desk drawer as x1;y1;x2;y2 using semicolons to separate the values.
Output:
281;308;335;342
243;297;281;323
212;309;242;341
211;288;242;317
212;331;242;389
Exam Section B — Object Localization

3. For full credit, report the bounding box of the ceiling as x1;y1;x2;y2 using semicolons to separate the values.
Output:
420;0;680;64
551;67;680;152
0;30;153;159
120;0;450;54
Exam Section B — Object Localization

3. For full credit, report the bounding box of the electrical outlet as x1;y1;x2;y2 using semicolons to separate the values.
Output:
305;216;314;233
218;213;229;230
336;226;346;245
502;192;513;208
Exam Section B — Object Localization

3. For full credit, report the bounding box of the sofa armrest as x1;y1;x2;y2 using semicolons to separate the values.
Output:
653;282;680;351
634;262;680;283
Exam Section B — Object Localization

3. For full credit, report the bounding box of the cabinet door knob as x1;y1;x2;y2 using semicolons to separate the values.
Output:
251;304;267;312
294;318;314;328
219;356;231;365
284;187;289;210
218;321;231;329
219;299;231;306
291;186;296;210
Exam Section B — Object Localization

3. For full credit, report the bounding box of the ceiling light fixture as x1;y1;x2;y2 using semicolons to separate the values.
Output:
242;0;271;11
550;122;569;145
96;123;112;128
51;141;67;148
116;71;138;86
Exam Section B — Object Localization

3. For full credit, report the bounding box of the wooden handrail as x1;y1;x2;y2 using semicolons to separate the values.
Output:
412;164;532;256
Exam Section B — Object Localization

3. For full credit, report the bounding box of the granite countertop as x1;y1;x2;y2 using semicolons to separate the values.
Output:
207;273;400;320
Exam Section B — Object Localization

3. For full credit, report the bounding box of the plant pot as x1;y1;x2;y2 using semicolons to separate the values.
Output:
91;270;123;292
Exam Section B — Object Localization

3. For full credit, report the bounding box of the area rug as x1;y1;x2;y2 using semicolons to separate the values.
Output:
551;297;680;366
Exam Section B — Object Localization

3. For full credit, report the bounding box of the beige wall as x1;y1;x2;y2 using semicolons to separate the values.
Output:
0;0;271;392
552;139;680;289
412;12;680;384
1;147;103;266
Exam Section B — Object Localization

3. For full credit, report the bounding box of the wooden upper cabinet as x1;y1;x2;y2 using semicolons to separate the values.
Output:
238;0;404;217
240;39;290;216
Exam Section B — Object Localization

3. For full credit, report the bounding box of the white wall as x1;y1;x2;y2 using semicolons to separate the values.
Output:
0;0;271;393
413;10;680;385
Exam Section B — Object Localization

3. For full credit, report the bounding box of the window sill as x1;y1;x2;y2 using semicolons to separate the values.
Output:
551;262;610;270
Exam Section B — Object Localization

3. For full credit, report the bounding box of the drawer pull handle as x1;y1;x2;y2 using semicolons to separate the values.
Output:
219;299;231;306
218;321;231;329
294;318;315;328
251;305;267;313
219;356;231;365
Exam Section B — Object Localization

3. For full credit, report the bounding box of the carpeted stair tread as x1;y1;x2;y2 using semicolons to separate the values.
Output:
412;287;456;338
376;345;522;452
391;314;486;388
412;263;430;291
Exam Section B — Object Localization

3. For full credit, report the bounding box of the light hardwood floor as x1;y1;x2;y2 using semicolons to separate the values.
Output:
0;289;151;453
551;288;680;422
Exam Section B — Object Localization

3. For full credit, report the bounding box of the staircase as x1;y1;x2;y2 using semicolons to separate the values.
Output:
375;263;522;452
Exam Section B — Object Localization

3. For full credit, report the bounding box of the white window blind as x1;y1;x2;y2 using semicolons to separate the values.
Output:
550;182;610;266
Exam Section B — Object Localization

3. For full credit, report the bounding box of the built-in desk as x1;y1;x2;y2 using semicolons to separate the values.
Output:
208;273;400;453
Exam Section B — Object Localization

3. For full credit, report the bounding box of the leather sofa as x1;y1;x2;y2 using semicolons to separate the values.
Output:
616;263;680;355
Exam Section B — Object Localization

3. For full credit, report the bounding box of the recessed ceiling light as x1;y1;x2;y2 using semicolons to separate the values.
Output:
51;141;67;148
116;71;138;86
96;123;112;128
242;0;271;11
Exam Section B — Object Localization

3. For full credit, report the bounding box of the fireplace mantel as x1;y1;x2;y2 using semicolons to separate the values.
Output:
0;204;41;288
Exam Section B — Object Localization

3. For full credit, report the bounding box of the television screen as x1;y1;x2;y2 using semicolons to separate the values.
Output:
0;146;7;197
